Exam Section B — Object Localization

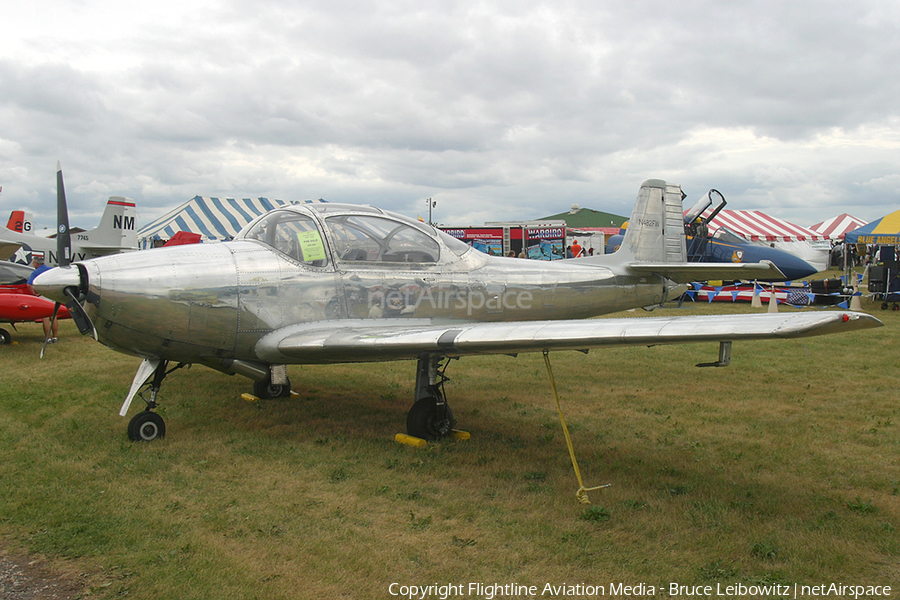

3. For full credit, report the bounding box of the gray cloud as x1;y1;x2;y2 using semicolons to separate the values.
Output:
1;0;899;231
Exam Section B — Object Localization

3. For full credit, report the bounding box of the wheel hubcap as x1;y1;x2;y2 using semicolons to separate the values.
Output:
139;422;159;440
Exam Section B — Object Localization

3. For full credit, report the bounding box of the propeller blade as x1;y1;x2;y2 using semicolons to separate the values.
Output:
64;287;97;340
56;162;72;267
40;301;62;358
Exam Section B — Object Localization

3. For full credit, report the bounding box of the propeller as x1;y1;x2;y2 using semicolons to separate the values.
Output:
56;162;72;267
65;289;97;339
39;163;82;357
63;263;97;339
39;301;63;359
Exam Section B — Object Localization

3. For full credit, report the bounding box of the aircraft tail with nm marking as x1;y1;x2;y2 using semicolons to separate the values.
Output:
78;197;138;252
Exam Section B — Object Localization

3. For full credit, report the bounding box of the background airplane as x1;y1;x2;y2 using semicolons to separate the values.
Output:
0;261;70;344
35;179;880;442
6;209;33;234
1;163;138;268
605;189;818;281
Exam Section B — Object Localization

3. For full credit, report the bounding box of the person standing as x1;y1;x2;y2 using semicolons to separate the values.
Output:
571;239;583;258
27;255;58;342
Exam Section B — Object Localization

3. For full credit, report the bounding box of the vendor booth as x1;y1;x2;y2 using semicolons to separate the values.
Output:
845;209;900;308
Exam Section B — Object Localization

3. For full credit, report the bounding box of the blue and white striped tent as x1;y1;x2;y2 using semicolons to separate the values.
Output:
138;196;325;248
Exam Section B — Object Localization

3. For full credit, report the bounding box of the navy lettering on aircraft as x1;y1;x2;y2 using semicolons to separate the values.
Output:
46;249;87;264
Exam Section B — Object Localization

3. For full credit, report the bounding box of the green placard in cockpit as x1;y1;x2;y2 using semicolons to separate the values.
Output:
296;230;327;262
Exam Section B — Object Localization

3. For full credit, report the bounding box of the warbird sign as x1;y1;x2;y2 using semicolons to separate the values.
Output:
34;180;881;441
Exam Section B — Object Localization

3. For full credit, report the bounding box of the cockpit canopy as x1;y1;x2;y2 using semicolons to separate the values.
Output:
712;226;771;247
325;214;440;263
236;203;472;266
239;210;329;266
0;262;32;285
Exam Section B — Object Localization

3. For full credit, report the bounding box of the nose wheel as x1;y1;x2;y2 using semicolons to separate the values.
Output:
124;360;186;442
128;411;166;441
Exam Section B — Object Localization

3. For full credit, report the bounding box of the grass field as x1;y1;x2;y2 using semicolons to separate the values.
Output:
1;286;898;598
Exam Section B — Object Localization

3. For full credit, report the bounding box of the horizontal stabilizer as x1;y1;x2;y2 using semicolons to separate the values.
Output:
629;260;785;284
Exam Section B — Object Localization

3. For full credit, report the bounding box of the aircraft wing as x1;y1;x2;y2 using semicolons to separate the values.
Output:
0;240;24;261
628;261;785;284
255;311;881;364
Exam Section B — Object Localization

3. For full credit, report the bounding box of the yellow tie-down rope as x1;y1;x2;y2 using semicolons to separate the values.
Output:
543;350;610;504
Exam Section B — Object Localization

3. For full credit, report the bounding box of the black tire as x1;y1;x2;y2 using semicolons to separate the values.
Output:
128;411;166;442
253;375;292;399
406;396;455;441
0;328;10;345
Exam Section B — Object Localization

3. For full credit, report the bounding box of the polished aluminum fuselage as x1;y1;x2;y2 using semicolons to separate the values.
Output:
70;205;677;367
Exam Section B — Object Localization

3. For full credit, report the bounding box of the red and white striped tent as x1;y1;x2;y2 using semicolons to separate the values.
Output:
809;214;868;240
695;208;833;271
704;209;826;242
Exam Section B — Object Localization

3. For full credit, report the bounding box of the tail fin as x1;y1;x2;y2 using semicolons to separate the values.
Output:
79;197;137;251
6;210;34;233
610;179;785;283
618;179;686;263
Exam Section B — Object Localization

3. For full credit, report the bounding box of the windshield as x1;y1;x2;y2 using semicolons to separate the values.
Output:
713;227;769;247
684;189;725;224
325;214;440;263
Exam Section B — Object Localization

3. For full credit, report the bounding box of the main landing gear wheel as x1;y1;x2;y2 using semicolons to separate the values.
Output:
128;411;166;442
405;354;457;441
0;328;10;345
407;396;455;441
253;374;292;399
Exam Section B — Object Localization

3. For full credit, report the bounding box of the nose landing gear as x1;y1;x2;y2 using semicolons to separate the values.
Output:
128;411;166;441
125;359;187;442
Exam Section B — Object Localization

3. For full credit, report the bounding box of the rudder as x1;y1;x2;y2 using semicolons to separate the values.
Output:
6;210;33;233
618;179;686;263
81;197;138;250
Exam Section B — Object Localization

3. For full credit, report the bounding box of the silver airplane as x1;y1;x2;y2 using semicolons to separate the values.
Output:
34;179;882;442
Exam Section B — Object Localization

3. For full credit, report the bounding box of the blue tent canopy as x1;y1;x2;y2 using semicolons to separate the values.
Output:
844;208;900;245
138;197;325;248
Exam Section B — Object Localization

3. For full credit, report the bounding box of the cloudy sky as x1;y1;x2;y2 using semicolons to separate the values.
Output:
2;0;899;232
